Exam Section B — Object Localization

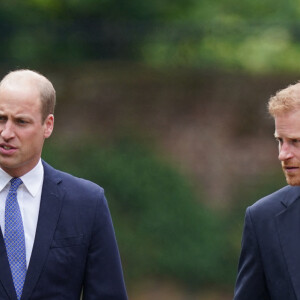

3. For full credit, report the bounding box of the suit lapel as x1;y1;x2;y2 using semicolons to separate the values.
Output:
276;186;300;299
0;230;18;299
21;162;64;300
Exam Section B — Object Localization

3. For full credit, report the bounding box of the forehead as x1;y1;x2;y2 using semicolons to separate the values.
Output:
274;109;300;137
0;82;41;112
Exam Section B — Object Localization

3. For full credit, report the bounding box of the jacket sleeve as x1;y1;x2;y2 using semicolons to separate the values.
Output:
82;190;128;300
233;207;271;300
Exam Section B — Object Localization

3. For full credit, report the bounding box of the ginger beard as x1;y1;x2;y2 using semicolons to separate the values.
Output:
282;161;300;186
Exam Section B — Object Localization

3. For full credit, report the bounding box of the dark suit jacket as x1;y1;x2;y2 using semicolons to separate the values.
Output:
233;185;300;300
0;161;128;300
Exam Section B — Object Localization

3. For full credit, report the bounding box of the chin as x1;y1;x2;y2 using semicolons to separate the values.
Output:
286;177;300;186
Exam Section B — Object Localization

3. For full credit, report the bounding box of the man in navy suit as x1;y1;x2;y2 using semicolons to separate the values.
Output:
234;82;300;299
0;69;128;299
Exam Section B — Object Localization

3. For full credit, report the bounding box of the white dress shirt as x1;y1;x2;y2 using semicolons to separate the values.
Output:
0;160;44;268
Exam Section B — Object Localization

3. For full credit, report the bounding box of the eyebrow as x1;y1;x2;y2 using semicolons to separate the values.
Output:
14;115;31;119
0;113;33;120
274;133;300;140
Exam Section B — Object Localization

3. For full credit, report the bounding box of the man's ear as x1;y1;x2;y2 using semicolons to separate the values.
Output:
43;114;54;139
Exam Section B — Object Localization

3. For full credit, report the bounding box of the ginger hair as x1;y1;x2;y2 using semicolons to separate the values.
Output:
268;82;300;117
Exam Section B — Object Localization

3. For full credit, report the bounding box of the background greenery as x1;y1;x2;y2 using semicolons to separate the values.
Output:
43;139;235;289
1;0;300;72
0;1;297;298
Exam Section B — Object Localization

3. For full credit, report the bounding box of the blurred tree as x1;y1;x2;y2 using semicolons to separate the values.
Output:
1;0;300;72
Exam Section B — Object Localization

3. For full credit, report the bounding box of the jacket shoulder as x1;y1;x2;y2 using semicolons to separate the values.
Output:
42;160;104;195
252;185;290;208
249;185;300;218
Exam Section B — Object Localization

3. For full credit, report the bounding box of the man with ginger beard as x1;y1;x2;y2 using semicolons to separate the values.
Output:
234;82;300;300
0;69;128;300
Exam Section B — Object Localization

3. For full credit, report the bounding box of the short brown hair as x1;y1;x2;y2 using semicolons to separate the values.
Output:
268;82;300;117
0;69;56;122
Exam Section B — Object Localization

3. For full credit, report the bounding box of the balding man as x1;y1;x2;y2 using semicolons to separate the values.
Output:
0;70;128;300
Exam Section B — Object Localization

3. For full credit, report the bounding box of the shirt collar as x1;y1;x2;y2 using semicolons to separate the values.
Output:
0;160;44;197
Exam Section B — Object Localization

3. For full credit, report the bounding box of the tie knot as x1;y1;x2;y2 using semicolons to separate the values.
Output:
9;178;23;192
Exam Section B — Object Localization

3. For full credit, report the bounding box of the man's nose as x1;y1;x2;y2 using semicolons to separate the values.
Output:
278;143;294;161
0;122;15;140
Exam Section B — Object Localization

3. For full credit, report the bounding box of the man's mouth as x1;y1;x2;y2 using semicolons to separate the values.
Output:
0;144;17;154
284;166;300;172
2;146;12;150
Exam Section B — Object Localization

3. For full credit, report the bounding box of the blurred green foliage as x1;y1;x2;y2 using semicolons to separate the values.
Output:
229;168;286;258
42;138;237;288
1;0;300;72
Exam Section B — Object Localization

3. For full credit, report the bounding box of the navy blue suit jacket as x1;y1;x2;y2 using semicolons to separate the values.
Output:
234;185;300;300
0;161;128;300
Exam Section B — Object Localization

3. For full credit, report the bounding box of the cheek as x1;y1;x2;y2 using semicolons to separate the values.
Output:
295;150;300;159
20;131;44;148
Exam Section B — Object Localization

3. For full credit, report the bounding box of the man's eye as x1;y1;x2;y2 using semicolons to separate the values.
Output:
292;139;300;144
17;119;27;124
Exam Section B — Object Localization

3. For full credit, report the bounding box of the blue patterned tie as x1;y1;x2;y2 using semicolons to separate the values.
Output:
4;178;26;300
